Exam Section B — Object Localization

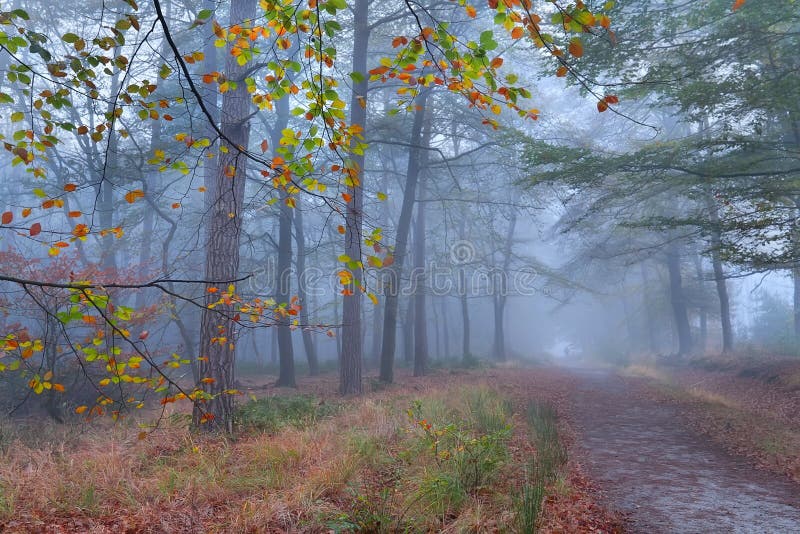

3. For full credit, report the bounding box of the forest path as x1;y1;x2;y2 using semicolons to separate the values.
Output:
567;367;800;533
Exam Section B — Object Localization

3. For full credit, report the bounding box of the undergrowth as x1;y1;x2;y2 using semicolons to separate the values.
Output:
235;394;338;432
517;401;568;533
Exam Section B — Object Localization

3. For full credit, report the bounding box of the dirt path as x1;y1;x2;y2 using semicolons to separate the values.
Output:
568;367;800;533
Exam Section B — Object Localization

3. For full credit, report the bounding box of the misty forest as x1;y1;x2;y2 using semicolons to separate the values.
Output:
0;0;799;531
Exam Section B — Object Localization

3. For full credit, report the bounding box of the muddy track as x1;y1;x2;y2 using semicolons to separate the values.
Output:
567;368;800;533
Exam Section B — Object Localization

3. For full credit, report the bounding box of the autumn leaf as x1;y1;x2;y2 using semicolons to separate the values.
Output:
597;100;609;112
29;222;41;237
64;183;77;192
732;0;745;11
1;211;12;225
75;405;88;414
511;27;524;40
556;65;568;77
568;38;583;58
124;189;145;203
465;5;477;18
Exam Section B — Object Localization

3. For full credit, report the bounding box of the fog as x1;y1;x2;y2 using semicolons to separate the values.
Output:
0;0;797;426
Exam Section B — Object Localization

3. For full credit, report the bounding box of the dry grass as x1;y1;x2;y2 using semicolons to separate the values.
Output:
0;368;622;532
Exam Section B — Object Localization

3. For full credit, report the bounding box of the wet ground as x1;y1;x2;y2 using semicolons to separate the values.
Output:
569;368;800;533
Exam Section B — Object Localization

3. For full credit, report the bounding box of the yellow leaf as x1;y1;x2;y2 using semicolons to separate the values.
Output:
75;405;88;414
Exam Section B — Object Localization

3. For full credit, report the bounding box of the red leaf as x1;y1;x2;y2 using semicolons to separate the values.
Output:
29;223;41;237
1;211;12;225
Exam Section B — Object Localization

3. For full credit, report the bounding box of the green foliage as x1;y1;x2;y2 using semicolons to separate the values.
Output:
516;462;546;534
516;401;568;533
748;290;798;355
406;388;512;495
235;394;338;432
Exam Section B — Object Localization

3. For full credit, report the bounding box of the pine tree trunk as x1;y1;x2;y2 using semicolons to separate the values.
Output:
666;244;692;356
705;192;733;352
413;185;428;377
293;204;318;375
273;84;295;388
193;0;256;432
339;0;369;394
459;268;470;359
378;91;429;382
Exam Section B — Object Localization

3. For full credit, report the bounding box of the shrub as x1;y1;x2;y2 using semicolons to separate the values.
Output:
235;394;337;432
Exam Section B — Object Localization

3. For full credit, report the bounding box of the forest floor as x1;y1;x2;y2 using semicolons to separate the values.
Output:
0;366;622;533
2;361;799;532
567;365;800;533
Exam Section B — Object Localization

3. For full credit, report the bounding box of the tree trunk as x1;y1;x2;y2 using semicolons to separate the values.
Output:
413;179;428;377
193;0;256;432
692;253;708;353
705;193;733;352
378;91;430;382
403;297;414;364
339;0;369;394
293;203;319;375
273;85;295;388
275;194;296;387
441;297;450;359
666;244;692;356
639;261;659;353
459;268;470;359
492;211;516;361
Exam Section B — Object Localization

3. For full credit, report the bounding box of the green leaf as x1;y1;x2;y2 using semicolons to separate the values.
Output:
349;71;365;84
479;30;497;51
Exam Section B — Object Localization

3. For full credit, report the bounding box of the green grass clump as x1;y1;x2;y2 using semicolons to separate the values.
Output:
516;401;568;533
236;394;337;432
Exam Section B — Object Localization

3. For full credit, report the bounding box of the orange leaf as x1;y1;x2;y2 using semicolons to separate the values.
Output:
597;100;609;112
2;211;12;225
511;27;524;39
605;94;619;104
42;199;55;209
490;57;504;69
52;383;65;393
342;192;353;203
68;211;82;218
22;208;31;218
124;189;145;203
732;0;745;11
260;139;268;153
568;38;583;58
64;183;77;192
75;405;88;414
29;223;41;237
465;5;477;17
337;225;345;234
